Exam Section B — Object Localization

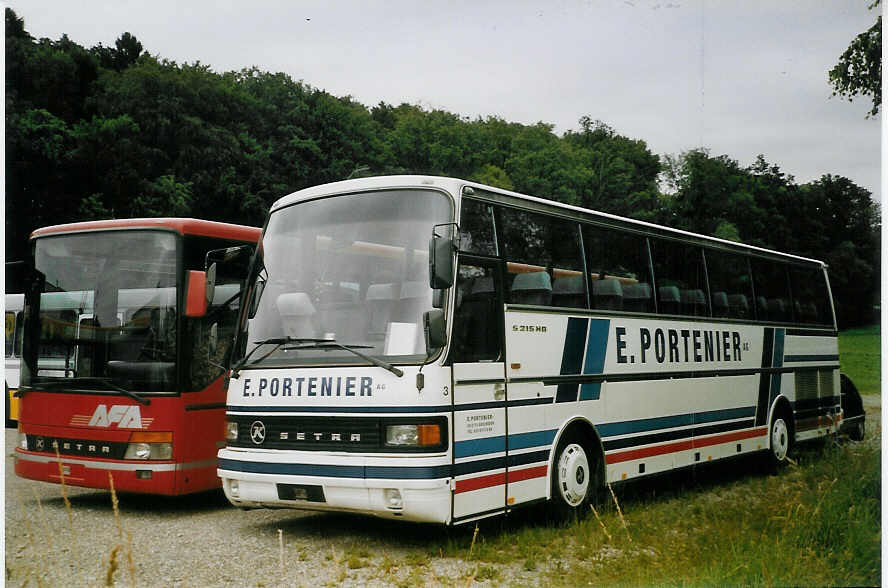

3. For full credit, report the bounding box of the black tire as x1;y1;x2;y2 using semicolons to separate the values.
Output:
548;430;600;520
849;419;865;442
840;373;866;442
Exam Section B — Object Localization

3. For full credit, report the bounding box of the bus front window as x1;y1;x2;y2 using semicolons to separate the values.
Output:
24;231;179;393
243;189;452;367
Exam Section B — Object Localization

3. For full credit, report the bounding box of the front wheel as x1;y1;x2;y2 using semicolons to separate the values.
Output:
549;432;599;520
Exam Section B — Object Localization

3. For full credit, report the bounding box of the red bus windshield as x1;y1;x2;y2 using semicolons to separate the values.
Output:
23;230;179;393
22;228;248;395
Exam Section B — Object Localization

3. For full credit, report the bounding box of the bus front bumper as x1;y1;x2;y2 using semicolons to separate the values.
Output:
217;448;453;524
14;449;219;495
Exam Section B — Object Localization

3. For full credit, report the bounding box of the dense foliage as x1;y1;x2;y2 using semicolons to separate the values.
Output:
829;0;881;117
5;9;879;326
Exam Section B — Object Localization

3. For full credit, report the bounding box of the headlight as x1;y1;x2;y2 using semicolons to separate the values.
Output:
124;432;173;460
18;432;28;450
385;423;442;447
225;421;239;441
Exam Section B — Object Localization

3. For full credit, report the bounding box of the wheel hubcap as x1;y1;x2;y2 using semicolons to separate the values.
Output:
771;418;788;461
557;443;590;507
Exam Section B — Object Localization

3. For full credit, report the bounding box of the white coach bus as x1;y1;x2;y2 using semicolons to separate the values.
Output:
218;175;843;525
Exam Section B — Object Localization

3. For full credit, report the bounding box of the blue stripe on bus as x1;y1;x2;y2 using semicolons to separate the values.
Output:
769;328;785;406
579;319;610;401
454;435;506;458
454;456;505;476
228;397;555;417
755;327;775;426
226;404;453;414
509;429;557;450
783;354;839;363
454;430;558;459
596;406;756;438
556;317;589;402
218;458;451;480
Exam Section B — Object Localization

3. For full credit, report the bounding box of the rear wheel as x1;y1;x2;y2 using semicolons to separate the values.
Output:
840;373;866;442
849;419;865;442
549;431;599;520
769;413;791;465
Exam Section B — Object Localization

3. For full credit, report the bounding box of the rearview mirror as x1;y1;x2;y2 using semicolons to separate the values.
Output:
429;235;455;289
185;270;209;317
423;309;446;351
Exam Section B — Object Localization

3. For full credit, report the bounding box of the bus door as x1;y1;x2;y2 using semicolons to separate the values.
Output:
449;256;508;522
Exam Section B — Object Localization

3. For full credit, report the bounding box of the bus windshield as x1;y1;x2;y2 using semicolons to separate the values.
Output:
23;230;179;393
242;189;452;367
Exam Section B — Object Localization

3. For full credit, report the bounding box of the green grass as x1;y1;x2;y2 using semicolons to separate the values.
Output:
439;441;881;586
839;324;880;395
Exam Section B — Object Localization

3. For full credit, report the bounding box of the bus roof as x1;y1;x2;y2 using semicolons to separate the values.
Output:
30;218;261;243
271;175;825;266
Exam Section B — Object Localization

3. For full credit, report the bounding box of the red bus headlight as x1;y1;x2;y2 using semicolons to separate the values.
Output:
124;432;173;460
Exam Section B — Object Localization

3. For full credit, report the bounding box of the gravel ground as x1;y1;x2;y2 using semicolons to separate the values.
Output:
6;396;880;587
4;429;541;587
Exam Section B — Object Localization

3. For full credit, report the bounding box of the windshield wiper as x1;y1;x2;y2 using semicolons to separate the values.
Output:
19;377;150;405
229;336;330;379
286;340;404;378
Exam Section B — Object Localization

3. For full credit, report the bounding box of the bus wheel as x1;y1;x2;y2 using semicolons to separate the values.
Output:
550;432;598;519
769;415;791;464
849;419;865;442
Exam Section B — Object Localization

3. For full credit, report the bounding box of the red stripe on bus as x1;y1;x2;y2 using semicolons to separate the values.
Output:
455;472;505;494
454;465;550;494
605;427;768;464
507;465;548;484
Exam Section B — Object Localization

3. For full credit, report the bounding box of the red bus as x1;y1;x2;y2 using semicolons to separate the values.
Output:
14;218;261;495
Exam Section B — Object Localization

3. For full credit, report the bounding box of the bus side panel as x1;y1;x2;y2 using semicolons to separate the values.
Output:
452;363;507;523
507;312;777;487
505;312;596;508
176;375;228;493
781;332;841;441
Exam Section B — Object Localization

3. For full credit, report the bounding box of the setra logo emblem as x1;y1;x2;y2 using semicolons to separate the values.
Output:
250;421;266;445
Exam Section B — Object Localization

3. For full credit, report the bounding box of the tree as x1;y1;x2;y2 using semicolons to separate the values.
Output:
660;149;757;237
91;32;143;71
829;1;881;117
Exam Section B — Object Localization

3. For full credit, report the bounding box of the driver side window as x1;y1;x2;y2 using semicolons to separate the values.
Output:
450;261;502;363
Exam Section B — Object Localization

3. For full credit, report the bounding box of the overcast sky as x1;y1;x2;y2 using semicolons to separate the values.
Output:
10;0;882;200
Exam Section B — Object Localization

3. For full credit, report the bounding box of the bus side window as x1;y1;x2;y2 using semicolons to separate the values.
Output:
751;258;792;323
459;199;497;256
5;312;14;357
788;265;832;325
650;239;709;317
450;262;501;363
14;312;23;357
706;249;754;320
583;225;653;313
499;208;585;309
